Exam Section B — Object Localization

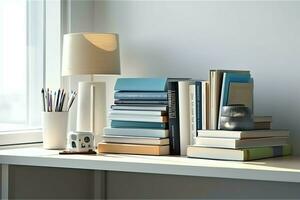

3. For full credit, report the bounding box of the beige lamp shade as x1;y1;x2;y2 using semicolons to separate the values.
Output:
62;33;120;76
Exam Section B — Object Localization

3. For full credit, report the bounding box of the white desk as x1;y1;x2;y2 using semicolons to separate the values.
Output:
1;147;300;198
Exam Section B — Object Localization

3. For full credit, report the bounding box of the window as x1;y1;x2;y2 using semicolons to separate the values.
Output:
0;0;44;132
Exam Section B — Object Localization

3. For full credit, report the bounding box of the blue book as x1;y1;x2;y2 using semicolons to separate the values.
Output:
111;120;168;129
114;92;167;100
218;72;252;129
114;78;168;92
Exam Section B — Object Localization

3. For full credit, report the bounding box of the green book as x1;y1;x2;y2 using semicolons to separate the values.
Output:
111;120;168;129
187;145;292;161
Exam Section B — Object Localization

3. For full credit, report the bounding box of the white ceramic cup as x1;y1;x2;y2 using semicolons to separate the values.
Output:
42;112;69;149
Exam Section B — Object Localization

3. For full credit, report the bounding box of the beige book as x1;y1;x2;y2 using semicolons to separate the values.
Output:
98;142;170;155
228;82;253;110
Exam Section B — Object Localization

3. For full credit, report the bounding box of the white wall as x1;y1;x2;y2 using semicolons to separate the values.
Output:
93;1;300;153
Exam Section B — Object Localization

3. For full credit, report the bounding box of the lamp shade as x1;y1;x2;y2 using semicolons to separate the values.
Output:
62;33;120;76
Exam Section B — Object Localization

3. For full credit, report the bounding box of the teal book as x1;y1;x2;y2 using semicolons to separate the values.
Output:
114;78;168;92
111;120;168;129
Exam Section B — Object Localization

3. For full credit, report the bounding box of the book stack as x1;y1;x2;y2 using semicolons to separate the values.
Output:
187;129;292;161
98;78;170;156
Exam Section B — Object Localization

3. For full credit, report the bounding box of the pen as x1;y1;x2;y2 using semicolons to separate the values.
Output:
41;88;45;112
56;89;60;111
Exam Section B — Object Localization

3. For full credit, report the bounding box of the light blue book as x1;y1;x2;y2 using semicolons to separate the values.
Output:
111;120;168;129
103;127;169;138
114;78;168;92
218;72;252;129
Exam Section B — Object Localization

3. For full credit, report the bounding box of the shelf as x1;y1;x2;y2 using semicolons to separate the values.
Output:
1;147;300;183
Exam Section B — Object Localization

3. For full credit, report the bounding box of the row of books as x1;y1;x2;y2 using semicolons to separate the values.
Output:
98;78;170;155
97;73;292;160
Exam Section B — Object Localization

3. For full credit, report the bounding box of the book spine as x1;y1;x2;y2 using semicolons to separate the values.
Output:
111;120;168;129
195;82;202;132
114;92;168;100
114;78;167;92
189;84;196;145
168;81;180;155
114;100;168;105
178;81;190;156
245;145;292;161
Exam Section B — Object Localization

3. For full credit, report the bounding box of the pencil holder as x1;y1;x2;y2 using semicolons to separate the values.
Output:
42;112;69;149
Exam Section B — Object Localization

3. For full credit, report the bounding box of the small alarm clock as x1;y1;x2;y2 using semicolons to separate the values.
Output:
67;131;94;152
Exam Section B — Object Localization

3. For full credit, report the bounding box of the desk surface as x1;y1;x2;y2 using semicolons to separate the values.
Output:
1;147;300;183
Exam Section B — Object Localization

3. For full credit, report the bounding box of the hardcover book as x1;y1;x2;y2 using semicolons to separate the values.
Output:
102;135;169;145
114;78;168;92
187;145;292;161
197;130;289;139
98;142;170;155
103;127;169;138
111;120;168;129
114;91;167;100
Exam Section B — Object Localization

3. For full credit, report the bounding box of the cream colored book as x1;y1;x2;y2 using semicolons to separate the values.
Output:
197;130;289;139
98;142;170;155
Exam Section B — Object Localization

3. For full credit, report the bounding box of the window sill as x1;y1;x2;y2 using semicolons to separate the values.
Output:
0;129;42;146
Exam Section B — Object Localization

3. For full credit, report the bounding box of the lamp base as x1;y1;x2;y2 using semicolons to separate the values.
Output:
76;81;106;142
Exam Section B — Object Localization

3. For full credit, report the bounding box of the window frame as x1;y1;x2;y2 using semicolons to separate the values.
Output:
0;0;63;146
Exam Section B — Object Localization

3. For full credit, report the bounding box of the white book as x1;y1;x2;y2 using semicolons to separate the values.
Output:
197;130;289;139
189;84;196;145
111;105;168;111
195;136;289;149
178;81;190;155
202;81;208;130
103;127;169;138
108;114;168;123
109;110;166;116
102;135;169;145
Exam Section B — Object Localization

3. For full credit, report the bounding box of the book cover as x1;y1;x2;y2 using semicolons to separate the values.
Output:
114;91;168;100
197;129;289;139
227;82;253;109
103;127;169;138
202;81;209;130
98;142;170;155
187;145;292;161
195;136;289;149
111;120;168;129
114;78;168;92
102;135;169;145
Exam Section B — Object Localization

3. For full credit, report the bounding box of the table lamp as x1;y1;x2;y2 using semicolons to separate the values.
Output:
62;33;120;138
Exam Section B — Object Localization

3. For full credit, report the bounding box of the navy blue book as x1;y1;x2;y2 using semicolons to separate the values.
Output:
114;78;168;92
111;120;168;129
114;92;167;100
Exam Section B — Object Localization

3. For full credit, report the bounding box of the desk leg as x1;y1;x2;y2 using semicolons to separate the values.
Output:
1;164;9;200
93;170;107;199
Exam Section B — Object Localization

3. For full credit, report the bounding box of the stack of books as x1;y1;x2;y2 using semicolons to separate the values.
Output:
98;78;170;155
187;129;292;161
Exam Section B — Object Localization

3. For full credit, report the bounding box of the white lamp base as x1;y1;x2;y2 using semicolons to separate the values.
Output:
76;81;106;143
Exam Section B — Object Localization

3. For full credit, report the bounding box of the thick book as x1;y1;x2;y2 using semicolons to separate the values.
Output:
98;142;170;155
114;78;168;92
168;81;180;155
209;70;249;130
109;110;167;116
111;104;168;111
108;114;168;123
195;137;289;149
111;120;168;129
102;135;169;145
178;80;191;155
103;127;169;138
114;91;167;100
254;116;272;123
187;145;292;161
197;130;289;139
114;100;168;105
